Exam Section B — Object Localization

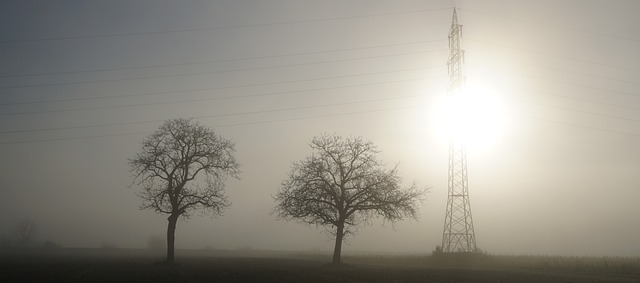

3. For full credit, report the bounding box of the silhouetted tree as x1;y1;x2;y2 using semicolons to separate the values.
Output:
13;219;36;247
273;134;424;264
130;118;240;263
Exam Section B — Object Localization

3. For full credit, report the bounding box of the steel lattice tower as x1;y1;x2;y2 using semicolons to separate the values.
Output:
441;8;477;253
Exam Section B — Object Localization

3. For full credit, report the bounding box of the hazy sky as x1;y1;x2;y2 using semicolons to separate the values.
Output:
1;0;639;256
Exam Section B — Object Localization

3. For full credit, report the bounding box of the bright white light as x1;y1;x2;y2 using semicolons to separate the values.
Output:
434;79;508;151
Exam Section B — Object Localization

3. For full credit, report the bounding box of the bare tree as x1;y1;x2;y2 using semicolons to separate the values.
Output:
130;118;240;263
13;219;37;247
273;134;425;265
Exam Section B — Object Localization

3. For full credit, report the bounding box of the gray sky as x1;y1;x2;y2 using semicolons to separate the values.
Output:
1;0;639;256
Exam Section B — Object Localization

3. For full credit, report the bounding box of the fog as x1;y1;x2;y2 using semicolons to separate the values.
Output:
1;0;639;257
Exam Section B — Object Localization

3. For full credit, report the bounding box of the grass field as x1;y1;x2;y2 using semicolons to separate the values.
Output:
1;248;638;282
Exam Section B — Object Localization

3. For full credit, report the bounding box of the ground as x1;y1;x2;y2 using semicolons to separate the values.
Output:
0;249;638;282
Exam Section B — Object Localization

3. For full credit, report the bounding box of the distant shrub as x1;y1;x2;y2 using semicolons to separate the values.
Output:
432;245;443;256
100;242;118;249
42;240;62;249
147;235;164;250
475;247;488;255
236;246;254;252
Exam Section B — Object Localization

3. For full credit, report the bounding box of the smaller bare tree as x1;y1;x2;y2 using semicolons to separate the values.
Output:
13;219;37;247
273;134;425;265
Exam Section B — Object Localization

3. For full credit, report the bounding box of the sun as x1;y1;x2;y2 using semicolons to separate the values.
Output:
433;79;508;152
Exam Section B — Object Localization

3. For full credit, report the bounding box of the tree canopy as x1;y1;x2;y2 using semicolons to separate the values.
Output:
273;134;424;264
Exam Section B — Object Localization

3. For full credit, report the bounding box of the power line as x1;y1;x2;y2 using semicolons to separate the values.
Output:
517;98;640;125
0;39;447;79
527;116;640;138
2;95;639;144
0;94;426;134
515;71;638;99
3;32;637;106
4;62;640;136
467;62;640;100
465;38;640;73
5;37;635;106
5;43;637;109
0;77;439;117
457;7;640;43
1;4;638;143
0;131;150;145
0;7;451;44
0;104;426;145
3;51;639;135
213;106;419;129
466;50;640;87
0;65;445;109
4;75;640;135
0;49;447;90
515;87;640;113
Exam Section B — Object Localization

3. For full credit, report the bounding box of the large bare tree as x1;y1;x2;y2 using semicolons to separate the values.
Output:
273;134;424;264
130;118;240;263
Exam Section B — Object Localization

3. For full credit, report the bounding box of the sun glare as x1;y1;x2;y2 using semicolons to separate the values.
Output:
433;79;508;151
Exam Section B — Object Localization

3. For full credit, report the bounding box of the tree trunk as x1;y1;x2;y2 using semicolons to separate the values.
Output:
166;214;179;263
332;223;345;264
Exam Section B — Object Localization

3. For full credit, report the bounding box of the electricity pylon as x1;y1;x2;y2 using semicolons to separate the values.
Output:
441;7;477;253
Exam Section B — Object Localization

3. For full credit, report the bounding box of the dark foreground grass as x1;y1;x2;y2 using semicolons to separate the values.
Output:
0;249;638;283
344;252;640;275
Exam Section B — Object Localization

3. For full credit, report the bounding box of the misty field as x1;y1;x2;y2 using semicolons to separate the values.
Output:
1;249;638;282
